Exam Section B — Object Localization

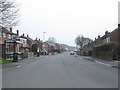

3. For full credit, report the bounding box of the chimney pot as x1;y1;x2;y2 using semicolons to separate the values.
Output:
118;24;120;27
98;35;100;38
27;35;29;37
23;33;24;36
17;30;19;36
10;27;12;32
105;31;108;34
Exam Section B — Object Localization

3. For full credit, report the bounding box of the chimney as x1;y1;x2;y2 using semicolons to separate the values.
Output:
17;30;19;36
23;33;24;36
36;38;37;40
118;24;120;28
105;31;108;35
98;35;100;38
10;27;12;32
95;38;96;40
39;38;40;41
27;35;29;37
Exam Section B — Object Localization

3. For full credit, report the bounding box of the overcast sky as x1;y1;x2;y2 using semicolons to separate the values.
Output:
14;0;119;46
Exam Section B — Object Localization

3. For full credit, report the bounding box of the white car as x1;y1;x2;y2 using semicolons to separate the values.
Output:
70;51;75;55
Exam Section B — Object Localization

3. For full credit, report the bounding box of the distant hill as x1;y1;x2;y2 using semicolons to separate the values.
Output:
59;44;78;51
45;41;78;51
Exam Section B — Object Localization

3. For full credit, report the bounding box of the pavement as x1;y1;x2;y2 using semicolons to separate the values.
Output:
83;56;120;69
2;52;118;88
2;55;50;70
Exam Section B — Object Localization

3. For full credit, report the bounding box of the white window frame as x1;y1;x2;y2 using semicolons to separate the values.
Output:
3;33;6;38
0;31;2;37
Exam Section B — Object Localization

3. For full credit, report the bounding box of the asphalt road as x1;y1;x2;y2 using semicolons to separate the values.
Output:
2;52;118;88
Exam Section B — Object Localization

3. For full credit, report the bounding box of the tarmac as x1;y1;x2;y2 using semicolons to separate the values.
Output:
2;55;120;70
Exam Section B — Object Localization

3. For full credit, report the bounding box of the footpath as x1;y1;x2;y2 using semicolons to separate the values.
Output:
2;55;49;70
83;56;120;69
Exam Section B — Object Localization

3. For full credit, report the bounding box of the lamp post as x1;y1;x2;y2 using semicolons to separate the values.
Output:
43;32;46;42
43;32;46;56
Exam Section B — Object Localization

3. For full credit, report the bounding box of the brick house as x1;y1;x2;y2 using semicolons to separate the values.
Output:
20;34;36;52
92;31;112;59
19;34;36;58
87;28;119;60
0;26;22;60
110;28;120;60
82;35;102;56
110;28;119;45
43;41;56;55
82;42;94;56
34;38;43;55
82;28;119;60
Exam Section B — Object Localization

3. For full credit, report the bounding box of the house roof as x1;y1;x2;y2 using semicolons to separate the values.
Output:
44;41;56;46
110;28;119;34
102;32;110;39
20;35;36;44
0;25;17;35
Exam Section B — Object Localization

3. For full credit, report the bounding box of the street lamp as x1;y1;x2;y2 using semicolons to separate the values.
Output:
43;32;46;56
43;32;46;42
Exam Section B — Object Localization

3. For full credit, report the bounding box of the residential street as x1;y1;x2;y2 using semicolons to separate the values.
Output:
2;52;118;88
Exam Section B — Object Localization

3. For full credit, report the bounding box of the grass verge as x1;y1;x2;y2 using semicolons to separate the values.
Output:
0;59;12;64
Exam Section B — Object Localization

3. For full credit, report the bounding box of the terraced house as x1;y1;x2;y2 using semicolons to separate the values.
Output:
82;27;120;60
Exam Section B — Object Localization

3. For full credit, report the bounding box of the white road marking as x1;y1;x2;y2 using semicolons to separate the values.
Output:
95;61;111;67
114;61;120;62
17;65;21;68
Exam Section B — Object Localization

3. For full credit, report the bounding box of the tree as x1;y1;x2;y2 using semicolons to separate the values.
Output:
84;37;93;45
0;0;20;28
47;37;56;43
32;44;38;55
75;35;92;49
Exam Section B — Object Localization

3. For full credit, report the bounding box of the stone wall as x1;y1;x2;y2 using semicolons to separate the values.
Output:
28;52;33;58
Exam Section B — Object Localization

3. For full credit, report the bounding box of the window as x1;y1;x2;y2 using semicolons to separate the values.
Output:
0;31;2;37
6;43;14;54
23;40;25;43
3;33;6;38
16;44;19;53
108;37;110;42
12;35;16;40
103;37;110;44
8;34;11;39
106;37;110;43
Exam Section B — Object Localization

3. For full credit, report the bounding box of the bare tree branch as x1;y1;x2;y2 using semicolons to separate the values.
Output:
47;37;56;44
0;0;20;28
75;35;93;49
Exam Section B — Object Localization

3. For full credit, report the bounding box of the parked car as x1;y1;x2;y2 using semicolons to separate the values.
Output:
40;50;48;55
70;51;75;55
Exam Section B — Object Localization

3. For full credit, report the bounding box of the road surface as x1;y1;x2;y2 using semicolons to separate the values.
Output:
2;52;118;88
